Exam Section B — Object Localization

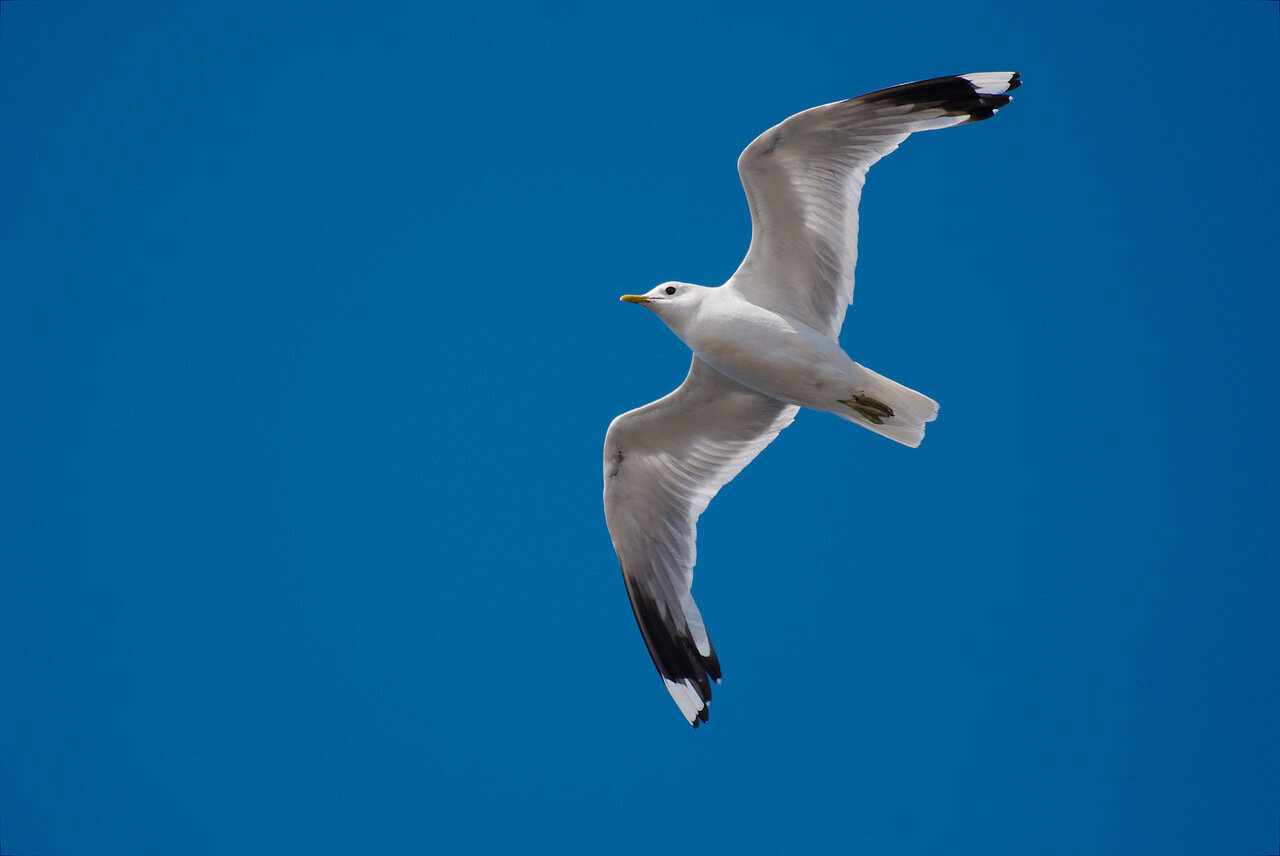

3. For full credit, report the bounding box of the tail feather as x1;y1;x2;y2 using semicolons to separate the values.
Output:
837;363;939;448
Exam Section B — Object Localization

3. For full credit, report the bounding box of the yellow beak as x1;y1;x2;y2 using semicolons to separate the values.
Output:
619;294;650;304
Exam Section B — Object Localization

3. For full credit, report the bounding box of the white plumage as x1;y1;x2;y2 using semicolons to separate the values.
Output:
604;72;1020;726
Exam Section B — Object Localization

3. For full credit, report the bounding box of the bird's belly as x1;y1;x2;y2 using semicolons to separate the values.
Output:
688;313;854;408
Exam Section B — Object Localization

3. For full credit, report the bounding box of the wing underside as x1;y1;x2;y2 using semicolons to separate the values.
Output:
729;72;1021;338
604;358;798;725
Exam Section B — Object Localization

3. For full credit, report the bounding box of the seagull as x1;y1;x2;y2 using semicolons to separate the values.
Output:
602;72;1020;727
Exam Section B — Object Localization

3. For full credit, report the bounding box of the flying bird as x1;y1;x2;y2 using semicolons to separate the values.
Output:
603;72;1020;726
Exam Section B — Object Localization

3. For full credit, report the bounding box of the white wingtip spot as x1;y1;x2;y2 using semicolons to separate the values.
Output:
663;677;706;725
961;71;1020;95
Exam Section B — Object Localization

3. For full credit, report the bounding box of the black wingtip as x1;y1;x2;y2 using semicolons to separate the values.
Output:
861;72;1019;124
705;643;722;683
621;567;721;726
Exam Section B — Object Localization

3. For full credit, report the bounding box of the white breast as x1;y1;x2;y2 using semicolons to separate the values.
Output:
679;292;855;409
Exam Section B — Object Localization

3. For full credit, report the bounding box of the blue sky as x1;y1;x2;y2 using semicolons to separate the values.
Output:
2;2;1277;854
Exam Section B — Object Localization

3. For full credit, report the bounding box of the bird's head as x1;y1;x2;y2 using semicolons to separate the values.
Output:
619;282;705;322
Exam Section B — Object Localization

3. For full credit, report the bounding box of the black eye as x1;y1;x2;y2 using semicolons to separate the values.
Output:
664;286;677;295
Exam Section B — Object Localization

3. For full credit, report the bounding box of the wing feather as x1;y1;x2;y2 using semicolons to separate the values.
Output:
603;357;798;726
728;72;1021;338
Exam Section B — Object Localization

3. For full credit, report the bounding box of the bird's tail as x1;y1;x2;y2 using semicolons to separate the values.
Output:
835;363;939;448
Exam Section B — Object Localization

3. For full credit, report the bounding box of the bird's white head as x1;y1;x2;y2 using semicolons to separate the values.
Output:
619;282;707;326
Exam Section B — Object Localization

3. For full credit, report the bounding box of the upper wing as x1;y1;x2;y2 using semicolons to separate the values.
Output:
727;72;1021;339
603;357;799;726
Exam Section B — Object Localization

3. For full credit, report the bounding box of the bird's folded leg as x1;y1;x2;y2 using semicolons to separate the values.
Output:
840;393;895;425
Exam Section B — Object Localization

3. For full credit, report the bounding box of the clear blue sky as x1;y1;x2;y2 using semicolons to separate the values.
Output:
2;2;1277;854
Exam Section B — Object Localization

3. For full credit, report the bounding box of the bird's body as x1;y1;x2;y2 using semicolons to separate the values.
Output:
646;284;937;441
663;286;848;406
604;72;1020;726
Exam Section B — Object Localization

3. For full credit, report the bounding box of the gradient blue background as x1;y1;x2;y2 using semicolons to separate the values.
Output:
3;2;1277;853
